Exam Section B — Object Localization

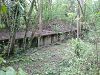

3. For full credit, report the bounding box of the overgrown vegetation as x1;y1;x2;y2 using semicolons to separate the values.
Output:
0;56;28;75
58;39;97;75
0;0;100;75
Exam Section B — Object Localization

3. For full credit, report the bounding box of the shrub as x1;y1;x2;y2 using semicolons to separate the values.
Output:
0;67;28;75
0;57;28;75
58;39;97;75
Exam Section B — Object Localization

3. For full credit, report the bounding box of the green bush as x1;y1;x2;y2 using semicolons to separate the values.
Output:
0;56;28;75
0;57;5;65
69;38;93;58
0;24;6;29
0;67;28;75
58;39;97;75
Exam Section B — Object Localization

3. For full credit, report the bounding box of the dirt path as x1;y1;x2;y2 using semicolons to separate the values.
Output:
10;42;69;75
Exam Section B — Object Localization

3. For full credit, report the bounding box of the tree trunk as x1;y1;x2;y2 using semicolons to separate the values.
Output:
38;0;43;47
76;0;84;39
48;0;52;20
8;2;19;56
23;0;35;50
76;4;80;40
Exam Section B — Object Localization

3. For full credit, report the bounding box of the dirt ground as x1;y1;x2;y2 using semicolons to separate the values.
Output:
9;42;70;75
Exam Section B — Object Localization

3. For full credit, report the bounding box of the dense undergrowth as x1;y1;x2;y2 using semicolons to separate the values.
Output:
0;56;28;75
0;38;99;75
58;39;99;75
42;39;99;75
0;0;100;75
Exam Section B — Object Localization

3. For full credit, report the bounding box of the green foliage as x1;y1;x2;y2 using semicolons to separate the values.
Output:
45;72;56;75
0;57;4;65
0;56;6;65
0;56;28;75
0;66;28;75
66;12;76;22
0;24;6;29
86;6;100;41
17;68;28;75
0;0;99;75
0;70;5;75
43;0;76;21
5;67;16;75
57;39;97;75
69;39;93;57
0;4;7;14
